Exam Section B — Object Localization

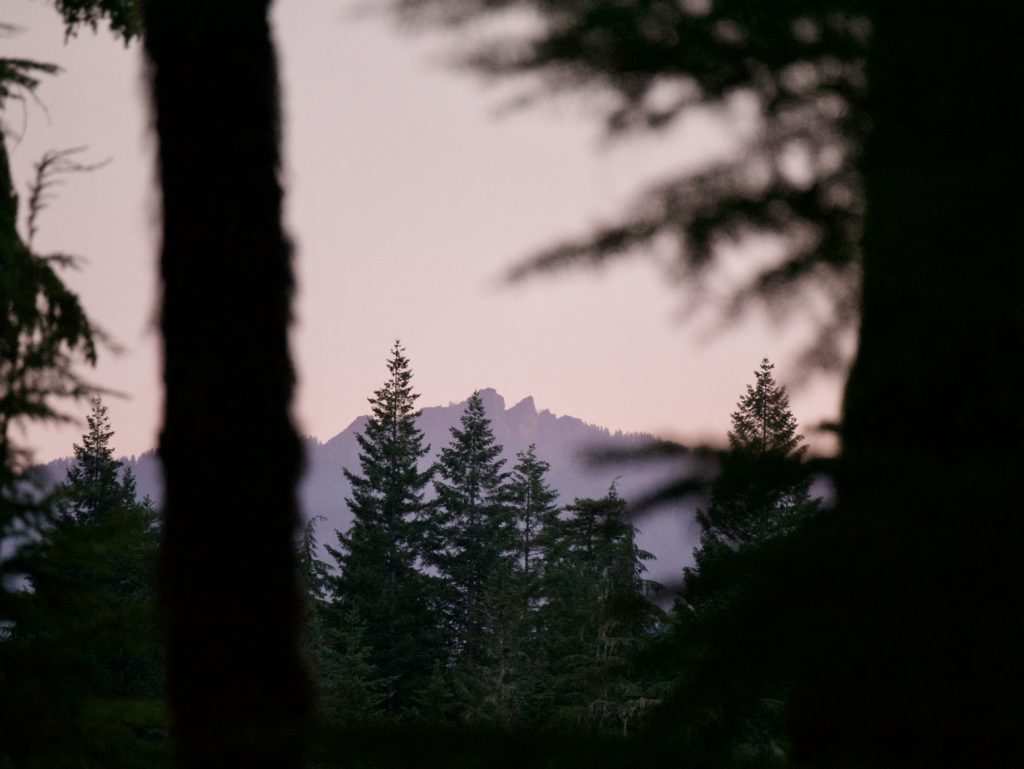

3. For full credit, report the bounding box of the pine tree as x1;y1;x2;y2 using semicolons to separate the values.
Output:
507;444;559;590
297;515;332;675
326;341;439;716
728;358;803;458
441;443;560;724
298;516;389;726
665;360;820;763
0;398;165;767
539;488;662;733
702;358;815;547
431;390;513;665
60;397;136;523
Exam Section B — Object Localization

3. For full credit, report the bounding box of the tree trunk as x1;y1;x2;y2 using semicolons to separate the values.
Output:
143;2;310;766
804;4;1024;765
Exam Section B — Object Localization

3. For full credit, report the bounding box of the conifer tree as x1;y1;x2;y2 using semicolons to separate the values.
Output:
0;397;165;767
327;341;439;715
702;358;815;547
729;358;803;457
299;516;389;726
60;397;136;523
431;390;513;664
663;360;820;763
539;488;661;733
507;444;559;589
440;443;560;723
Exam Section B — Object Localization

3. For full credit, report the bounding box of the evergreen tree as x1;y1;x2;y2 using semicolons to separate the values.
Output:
728;358;802;458
1;56;99;642
297;515;332;680
507;444;559;591
658;360;819;765
702;358;815;547
298;516;389;726
539;488;662;733
60;397;137;523
438;443;560;725
0;399;165;768
445;559;536;727
326;341;439;715
431;390;513;665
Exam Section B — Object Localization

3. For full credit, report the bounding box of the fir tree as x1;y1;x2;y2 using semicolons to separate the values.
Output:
326;341;439;715
431;390;513;665
664;360;820;763
702;358;815;547
297;515;332;677
0;398;165;767
440;443;560;724
60;397;136;523
728;358;803;458
507;444;559;589
539;488;662;733
298;516;389;726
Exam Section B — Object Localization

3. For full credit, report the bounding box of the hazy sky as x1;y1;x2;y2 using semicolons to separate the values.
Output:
7;0;845;464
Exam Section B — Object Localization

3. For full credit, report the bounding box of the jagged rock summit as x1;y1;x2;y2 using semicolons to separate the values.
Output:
43;389;697;581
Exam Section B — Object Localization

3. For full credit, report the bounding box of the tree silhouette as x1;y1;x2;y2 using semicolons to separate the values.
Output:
701;357;813;546
1;396;164;769
432;391;513;665
33;1;1024;765
507;444;558;588
386;3;1024;765
327;341;440;715
390;0;865;370
141;1;310;766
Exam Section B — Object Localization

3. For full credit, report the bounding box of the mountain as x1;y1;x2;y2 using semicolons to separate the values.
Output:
41;389;700;584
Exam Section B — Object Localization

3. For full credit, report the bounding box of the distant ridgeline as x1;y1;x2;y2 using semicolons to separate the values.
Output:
40;389;699;583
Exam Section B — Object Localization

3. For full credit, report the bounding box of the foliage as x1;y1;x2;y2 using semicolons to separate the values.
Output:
701;357;815;546
326;341;441;716
0;399;166;768
0;107;98;481
389;0;866;371
647;359;820;767
430;389;514;664
53;0;143;43
60;397;137;522
539;489;663;735
507;443;558;591
0;53;59;120
0;47;100;682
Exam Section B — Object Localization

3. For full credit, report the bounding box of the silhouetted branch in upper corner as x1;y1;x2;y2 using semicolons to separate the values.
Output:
388;0;868;377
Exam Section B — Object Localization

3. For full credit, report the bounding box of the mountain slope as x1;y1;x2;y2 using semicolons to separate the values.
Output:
42;389;699;583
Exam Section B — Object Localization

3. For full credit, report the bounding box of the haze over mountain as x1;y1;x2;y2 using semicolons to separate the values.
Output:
42;389;700;583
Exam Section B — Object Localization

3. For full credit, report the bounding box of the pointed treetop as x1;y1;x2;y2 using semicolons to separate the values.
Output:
728;358;803;457
62;395;134;523
438;390;507;488
340;338;432;541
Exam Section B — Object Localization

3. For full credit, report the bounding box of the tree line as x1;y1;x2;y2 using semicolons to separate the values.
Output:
0;341;820;767
13;1;1014;763
304;341;665;734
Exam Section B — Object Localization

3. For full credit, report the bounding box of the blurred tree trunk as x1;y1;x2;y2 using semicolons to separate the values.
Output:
142;1;310;766
810;4;1024;765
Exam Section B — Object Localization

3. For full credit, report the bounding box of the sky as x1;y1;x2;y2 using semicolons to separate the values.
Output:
6;0;845;464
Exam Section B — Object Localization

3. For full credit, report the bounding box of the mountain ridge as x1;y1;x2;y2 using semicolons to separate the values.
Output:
40;389;698;582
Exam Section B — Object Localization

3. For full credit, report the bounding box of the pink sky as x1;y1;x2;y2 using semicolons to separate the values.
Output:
6;0;845;464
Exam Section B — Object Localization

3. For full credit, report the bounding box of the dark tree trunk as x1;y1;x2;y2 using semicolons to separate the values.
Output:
142;1;310;766
802;4;1024;766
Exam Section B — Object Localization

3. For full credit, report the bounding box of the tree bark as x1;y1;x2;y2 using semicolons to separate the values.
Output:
806;4;1024;765
142;1;310;765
